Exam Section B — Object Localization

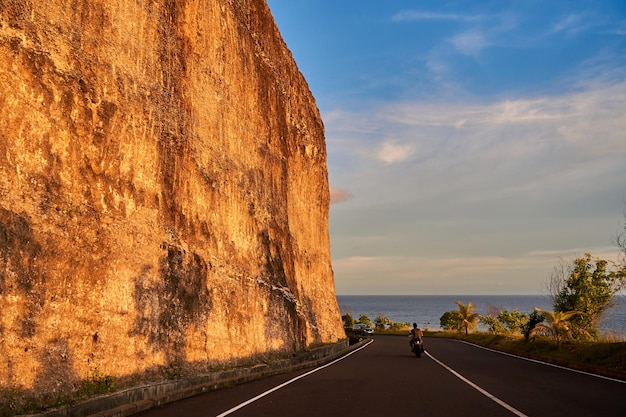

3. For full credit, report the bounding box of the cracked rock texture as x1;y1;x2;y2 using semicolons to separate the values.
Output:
0;0;344;408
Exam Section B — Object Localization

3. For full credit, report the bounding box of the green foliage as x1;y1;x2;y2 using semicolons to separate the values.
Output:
374;314;393;329
1;391;18;417
80;368;115;397
347;312;413;333
497;309;529;334
356;314;372;327
440;310;466;332
551;253;626;338
389;321;411;331
521;310;544;341
369;316;411;333
480;314;505;334
440;311;458;331
480;308;537;336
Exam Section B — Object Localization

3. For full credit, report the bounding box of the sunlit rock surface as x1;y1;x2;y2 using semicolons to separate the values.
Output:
0;0;344;406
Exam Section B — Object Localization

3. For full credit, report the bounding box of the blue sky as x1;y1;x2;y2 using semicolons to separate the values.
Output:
266;0;626;295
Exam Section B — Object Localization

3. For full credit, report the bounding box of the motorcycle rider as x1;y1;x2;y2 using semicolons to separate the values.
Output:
409;323;423;348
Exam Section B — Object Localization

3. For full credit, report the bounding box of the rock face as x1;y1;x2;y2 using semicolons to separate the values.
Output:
0;0;344;407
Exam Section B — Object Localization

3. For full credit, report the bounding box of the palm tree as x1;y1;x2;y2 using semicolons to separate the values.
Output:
529;308;588;346
455;301;480;335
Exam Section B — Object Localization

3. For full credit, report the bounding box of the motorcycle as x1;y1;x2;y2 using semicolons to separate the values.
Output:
410;338;425;358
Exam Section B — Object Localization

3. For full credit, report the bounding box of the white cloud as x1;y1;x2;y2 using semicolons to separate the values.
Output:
327;82;626;204
376;140;415;164
327;80;626;294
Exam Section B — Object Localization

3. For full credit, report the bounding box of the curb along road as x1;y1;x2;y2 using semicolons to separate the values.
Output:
23;339;368;417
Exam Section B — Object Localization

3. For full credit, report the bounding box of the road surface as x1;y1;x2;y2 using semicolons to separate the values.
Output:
137;335;626;416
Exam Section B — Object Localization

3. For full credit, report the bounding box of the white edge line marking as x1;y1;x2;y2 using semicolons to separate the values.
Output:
425;350;529;417
215;339;375;417
456;340;626;384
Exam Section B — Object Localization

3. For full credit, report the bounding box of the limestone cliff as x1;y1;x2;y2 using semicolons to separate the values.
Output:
0;0;344;409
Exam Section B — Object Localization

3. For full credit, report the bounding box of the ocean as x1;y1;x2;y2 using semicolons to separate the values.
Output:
336;295;626;337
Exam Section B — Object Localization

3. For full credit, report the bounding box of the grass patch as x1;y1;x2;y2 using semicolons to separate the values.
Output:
79;368;116;397
427;331;626;378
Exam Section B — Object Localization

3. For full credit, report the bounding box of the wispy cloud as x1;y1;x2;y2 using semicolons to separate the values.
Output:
449;28;491;56
392;11;481;22
270;0;626;294
393;10;518;58
527;247;623;261
611;21;626;36
327;79;626;293
424;50;464;95
332;245;625;295
551;13;592;35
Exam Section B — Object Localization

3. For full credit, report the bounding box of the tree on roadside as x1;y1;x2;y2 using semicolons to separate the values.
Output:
374;314;393;330
455;301;480;335
342;313;354;328
440;311;462;331
480;308;533;335
529;308;587;346
357;314;372;327
389;321;411;331
521;310;544;341
497;309;530;334
480;314;505;334
547;254;626;338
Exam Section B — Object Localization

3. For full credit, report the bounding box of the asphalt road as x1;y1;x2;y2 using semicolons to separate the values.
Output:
137;335;626;417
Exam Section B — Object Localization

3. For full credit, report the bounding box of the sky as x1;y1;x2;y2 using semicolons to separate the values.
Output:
265;0;626;295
